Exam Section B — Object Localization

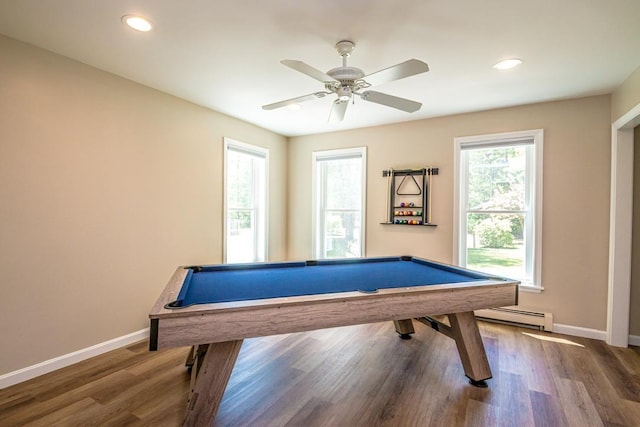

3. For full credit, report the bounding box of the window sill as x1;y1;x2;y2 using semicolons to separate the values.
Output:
518;284;543;293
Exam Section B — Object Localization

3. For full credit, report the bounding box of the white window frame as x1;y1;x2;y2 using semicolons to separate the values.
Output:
223;137;269;263
453;129;543;290
312;147;367;259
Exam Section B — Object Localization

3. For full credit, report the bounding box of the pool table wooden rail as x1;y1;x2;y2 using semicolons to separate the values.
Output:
149;265;518;351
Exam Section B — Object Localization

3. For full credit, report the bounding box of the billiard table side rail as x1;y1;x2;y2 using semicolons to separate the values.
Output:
149;267;519;351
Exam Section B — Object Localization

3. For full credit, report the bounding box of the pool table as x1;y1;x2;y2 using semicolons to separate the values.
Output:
149;256;519;426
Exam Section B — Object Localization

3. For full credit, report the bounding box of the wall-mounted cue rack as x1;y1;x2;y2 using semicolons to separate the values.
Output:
381;167;438;226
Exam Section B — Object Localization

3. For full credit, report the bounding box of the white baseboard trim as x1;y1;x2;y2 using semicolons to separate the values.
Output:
542;323;640;347
552;323;607;341
1;325;637;390
0;328;149;390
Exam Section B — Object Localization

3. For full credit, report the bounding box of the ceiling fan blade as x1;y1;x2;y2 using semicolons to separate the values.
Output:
262;91;330;110
281;60;338;83
360;90;422;113
363;59;429;86
328;99;349;122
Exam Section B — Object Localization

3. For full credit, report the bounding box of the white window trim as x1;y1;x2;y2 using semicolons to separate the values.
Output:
311;147;367;259
453;129;543;290
223;137;269;263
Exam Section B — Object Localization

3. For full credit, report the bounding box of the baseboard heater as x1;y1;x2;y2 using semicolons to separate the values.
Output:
474;307;553;331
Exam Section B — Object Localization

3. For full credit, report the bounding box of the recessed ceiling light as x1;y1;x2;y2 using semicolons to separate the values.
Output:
493;58;522;70
122;15;153;32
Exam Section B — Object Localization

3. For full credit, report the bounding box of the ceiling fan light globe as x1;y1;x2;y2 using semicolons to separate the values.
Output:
335;85;352;101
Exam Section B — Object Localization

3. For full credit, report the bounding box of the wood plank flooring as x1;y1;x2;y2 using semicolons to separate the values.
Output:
1;321;640;426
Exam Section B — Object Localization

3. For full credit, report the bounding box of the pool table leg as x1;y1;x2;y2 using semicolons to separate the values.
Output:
182;339;243;427
184;345;196;369
393;319;415;339
417;312;492;386
448;311;492;387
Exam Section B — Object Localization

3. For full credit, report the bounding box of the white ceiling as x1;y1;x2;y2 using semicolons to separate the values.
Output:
1;0;639;137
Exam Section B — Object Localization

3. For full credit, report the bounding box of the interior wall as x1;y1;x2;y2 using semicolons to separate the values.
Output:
612;65;640;122
0;35;287;375
289;95;611;331
631;125;640;337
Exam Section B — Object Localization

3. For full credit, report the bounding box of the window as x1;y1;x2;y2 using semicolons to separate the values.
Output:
454;130;543;289
312;147;366;259
224;138;268;263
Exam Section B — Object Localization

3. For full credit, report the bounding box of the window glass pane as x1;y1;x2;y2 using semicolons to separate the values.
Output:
457;131;541;287
465;212;526;280
227;210;255;263
313;148;365;259
227;152;254;209
225;139;267;264
323;211;361;258
324;158;362;209
467;146;527;211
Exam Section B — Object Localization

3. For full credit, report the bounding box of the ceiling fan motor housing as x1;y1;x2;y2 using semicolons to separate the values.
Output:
327;66;365;82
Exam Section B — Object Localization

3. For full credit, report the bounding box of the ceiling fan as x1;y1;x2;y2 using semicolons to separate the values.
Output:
262;40;429;121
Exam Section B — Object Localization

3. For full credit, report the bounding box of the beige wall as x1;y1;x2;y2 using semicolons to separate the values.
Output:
612;65;640;122
0;35;287;375
632;125;640;336
289;96;612;330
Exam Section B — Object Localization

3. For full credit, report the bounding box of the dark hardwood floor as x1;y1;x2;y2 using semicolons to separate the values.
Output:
2;320;640;426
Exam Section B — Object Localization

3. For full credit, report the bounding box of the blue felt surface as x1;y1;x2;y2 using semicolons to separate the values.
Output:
173;258;488;307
